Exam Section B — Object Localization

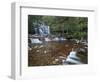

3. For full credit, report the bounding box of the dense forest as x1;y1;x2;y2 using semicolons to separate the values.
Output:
28;15;88;40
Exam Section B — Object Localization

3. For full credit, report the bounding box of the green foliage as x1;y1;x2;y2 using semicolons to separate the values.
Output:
73;32;87;40
28;15;88;40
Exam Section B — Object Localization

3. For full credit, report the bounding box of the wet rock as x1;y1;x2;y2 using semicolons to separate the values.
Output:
65;45;69;47
53;37;60;41
39;45;44;48
28;47;32;51
44;50;47;54
79;48;86;53
36;50;40;52
45;37;51;41
34;46;38;49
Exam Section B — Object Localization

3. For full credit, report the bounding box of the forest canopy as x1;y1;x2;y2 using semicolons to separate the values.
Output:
28;15;88;40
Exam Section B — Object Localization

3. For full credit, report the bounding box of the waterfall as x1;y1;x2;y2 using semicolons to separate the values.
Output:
34;22;50;36
62;50;82;65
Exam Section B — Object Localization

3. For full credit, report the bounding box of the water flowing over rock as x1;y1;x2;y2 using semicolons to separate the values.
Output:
62;49;82;64
34;23;50;36
30;38;42;44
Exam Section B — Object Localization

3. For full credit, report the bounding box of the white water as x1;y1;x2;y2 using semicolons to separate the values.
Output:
63;51;82;64
30;38;42;44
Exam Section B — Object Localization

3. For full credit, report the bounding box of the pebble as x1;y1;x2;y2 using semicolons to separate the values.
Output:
44;51;47;54
65;45;69;47
28;47;32;51
39;45;43;48
36;50;40;52
34;46;38;49
55;59;59;61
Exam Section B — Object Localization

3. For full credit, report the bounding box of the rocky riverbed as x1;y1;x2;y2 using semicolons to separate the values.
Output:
28;40;88;66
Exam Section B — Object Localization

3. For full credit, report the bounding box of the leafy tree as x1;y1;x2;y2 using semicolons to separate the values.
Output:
28;15;88;40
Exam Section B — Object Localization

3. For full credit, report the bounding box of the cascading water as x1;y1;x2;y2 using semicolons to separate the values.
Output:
29;22;50;44
35;23;50;36
62;49;82;65
29;22;68;44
